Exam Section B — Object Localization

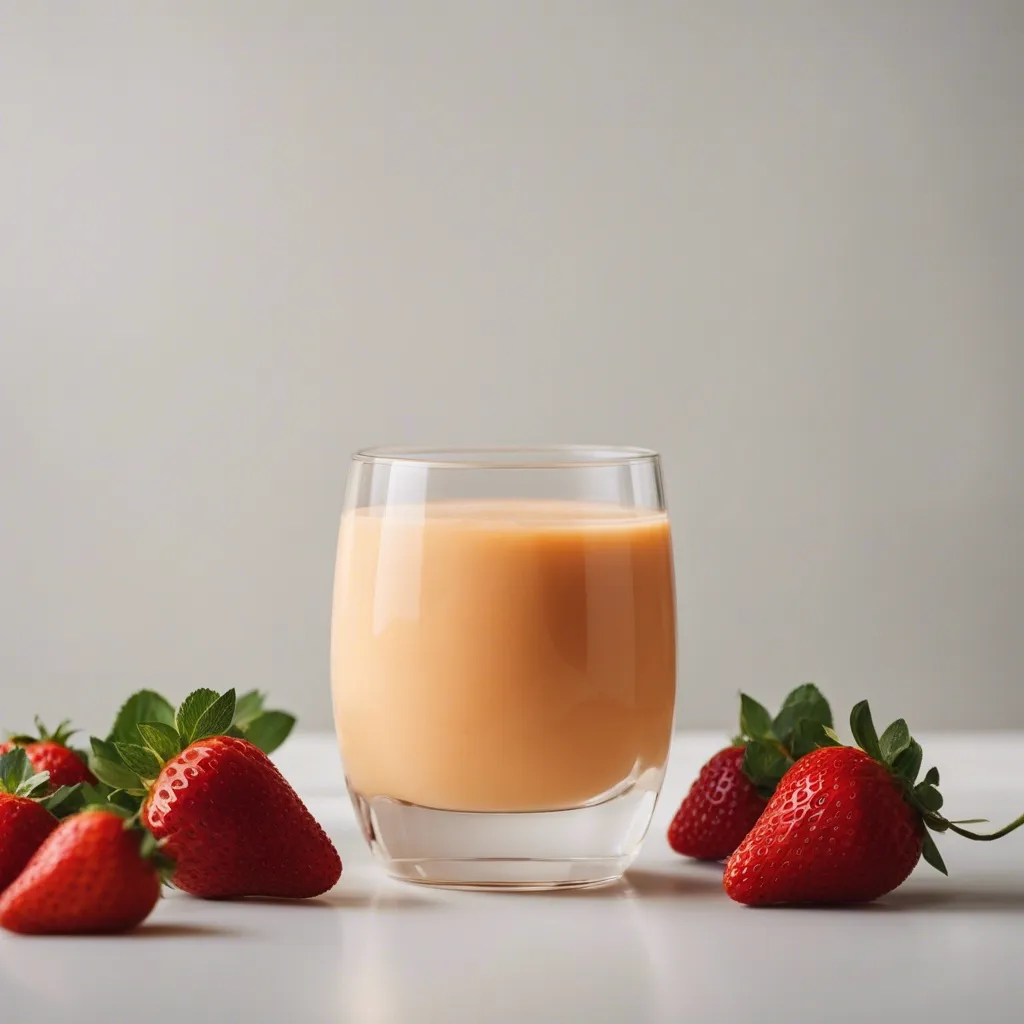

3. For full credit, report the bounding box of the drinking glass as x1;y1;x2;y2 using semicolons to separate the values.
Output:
330;446;676;889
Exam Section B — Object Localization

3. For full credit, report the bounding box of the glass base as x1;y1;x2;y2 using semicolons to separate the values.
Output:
348;773;662;891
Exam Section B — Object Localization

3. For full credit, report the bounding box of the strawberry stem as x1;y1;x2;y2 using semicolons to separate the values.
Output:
944;812;1024;842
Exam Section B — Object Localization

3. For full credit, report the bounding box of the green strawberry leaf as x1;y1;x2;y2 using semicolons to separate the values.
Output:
137;722;181;762
0;747;33;793
114;743;163;780
789;718;842;760
739;694;774;742
742;739;791;796
879;719;911;764
136;829;176;880
108;690;175;744
781;682;832;721
849;701;883;762
175;688;220;744
191;689;236;742
772;683;833;748
923;766;940;786
920;829;948;875
89;737;144;791
86;800;132;818
914;782;944;812
232;690;266;729
80;782;113;804
892;740;923;787
241;711;296;755
108;788;145;811
90;736;123;765
0;749;51;797
41;783;83;816
138;829;161;860
32;717;78;746
18;772;51;799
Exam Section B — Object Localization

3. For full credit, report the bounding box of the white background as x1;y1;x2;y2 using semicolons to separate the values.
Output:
1;3;1022;734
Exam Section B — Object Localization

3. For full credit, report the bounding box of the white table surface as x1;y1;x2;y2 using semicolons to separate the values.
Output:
2;732;1023;1023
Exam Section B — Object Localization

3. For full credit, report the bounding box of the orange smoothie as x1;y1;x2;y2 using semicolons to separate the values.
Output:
331;500;676;812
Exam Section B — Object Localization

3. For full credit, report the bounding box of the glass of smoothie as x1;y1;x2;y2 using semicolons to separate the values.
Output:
330;446;676;889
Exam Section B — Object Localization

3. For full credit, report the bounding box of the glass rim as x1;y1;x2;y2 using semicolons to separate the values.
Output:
352;445;660;470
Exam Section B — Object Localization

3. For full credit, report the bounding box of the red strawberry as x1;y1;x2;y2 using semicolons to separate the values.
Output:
0;799;56;895
89;687;342;899
668;747;767;860
724;745;923;904
145;735;342;898
0;748;60;893
724;700;1024;906
0;718;96;790
668;684;833;860
0;809;170;934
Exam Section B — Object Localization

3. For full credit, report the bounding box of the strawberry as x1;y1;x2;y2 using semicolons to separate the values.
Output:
88;687;342;899
0;798;56;896
144;735;342;898
0;748;60;894
669;684;834;860
0;718;96;790
724;700;1024;905
668;747;767;860
0;808;171;934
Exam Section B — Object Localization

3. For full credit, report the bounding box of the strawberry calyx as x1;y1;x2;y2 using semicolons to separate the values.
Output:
0;747;82;817
88;688;240;803
86;685;297;813
5;717;90;765
0;747;51;799
844;699;1024;875
7;716;77;748
138;828;177;885
736;683;835;797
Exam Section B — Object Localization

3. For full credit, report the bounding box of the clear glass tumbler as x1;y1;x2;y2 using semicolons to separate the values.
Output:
330;446;676;890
